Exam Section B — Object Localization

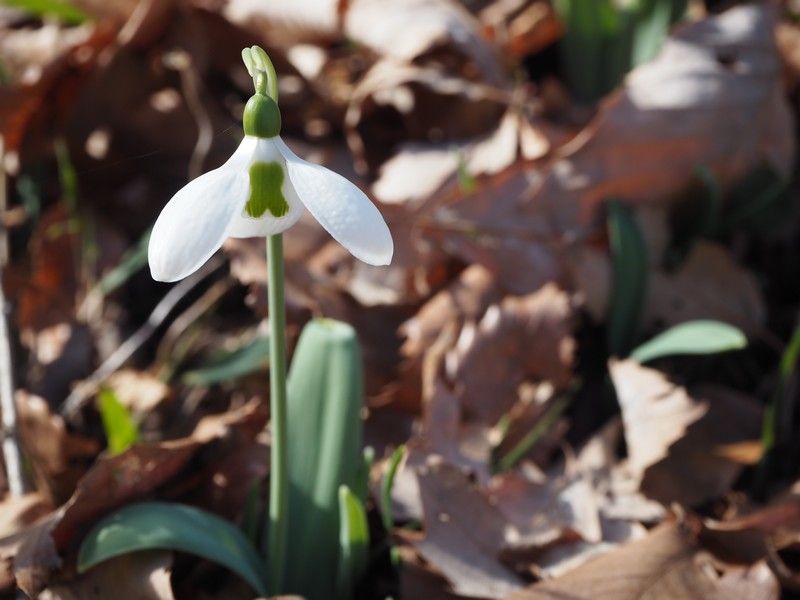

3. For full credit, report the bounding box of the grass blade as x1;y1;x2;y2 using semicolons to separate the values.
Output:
97;388;139;455
380;445;406;531
337;485;369;600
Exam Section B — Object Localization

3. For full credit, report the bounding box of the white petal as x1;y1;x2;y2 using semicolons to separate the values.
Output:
276;138;393;266
227;137;305;238
148;139;254;282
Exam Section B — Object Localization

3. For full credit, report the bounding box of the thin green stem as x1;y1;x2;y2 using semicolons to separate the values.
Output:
266;234;288;594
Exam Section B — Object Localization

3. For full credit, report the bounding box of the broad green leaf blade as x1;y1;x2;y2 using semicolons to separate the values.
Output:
78;502;267;596
337;485;369;600
284;319;364;600
97;388;139;455
182;336;270;386
3;0;88;25
606;200;648;357
380;445;406;531
631;320;747;364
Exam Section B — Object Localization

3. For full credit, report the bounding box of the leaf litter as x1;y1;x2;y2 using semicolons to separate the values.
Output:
0;1;800;599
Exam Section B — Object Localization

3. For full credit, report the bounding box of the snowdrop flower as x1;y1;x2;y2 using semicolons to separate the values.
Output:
148;48;393;283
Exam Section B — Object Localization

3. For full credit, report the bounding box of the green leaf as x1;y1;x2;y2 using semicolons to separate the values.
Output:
380;445;406;531
182;336;270;386
78;502;267;596
606;200;648;357
337;485;369;600
97;389;139;455
631;320;747;364
3;0;89;25
284;319;364;600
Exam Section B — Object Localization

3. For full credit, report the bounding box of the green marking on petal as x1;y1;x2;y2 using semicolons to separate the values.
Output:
246;161;288;218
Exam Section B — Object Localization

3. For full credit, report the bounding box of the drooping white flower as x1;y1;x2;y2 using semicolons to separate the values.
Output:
148;58;393;283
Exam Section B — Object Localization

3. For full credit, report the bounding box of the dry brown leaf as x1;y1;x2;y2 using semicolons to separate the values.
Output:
645;241;766;333
490;471;603;550
415;456;524;599
346;60;507;175
507;520;777;600
41;551;175;600
16;392;100;505
479;0;561;59
0;494;52;539
105;369;170;416
372;109;551;205
537;4;793;222
431;5;792;301
611;361;762;506
226;0;504;83
446;283;575;424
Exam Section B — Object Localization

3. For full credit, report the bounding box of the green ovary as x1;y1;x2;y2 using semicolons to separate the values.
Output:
246;161;289;218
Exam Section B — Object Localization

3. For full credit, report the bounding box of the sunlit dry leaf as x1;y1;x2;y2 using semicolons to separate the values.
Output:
490;471;602;550
0;23;93;85
415;456;523;599
373;110;550;205
0;494;51;538
537;4;793;223
611;361;762;506
226;0;504;82
40;551;175;600
16;392;100;505
447;283;575;424
479;0;561;59
346;60;507;174
507;521;776;600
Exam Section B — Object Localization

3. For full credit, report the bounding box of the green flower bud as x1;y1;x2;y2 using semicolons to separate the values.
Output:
243;93;281;138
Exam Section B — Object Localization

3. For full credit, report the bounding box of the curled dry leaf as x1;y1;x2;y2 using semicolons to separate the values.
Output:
346;60;508;175
430;4;793;300
16;392;100;505
226;0;503;82
537;4;793;223
1;400;265;597
507;521;780;600
645;241;766;333
610;360;763;507
40;551;175;600
372;109;550;205
478;0;562;60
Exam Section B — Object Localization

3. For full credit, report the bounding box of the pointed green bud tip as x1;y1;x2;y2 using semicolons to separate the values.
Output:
243;93;281;138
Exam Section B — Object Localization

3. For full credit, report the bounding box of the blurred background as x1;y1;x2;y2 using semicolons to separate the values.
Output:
1;0;800;598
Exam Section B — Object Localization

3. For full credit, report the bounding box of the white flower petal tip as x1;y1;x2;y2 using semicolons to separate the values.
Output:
148;165;249;282
276;139;394;267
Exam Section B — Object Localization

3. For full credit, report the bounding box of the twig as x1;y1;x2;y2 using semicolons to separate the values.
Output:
163;50;213;181
0;136;28;496
61;257;222;420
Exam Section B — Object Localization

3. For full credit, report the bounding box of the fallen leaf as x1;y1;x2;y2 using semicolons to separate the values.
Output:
446;283;575;424
16;392;100;505
507;520;776;600
40;551;175;600
645;241;766;333
415;456;524;599
610;361;763;506
346;59;507;174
